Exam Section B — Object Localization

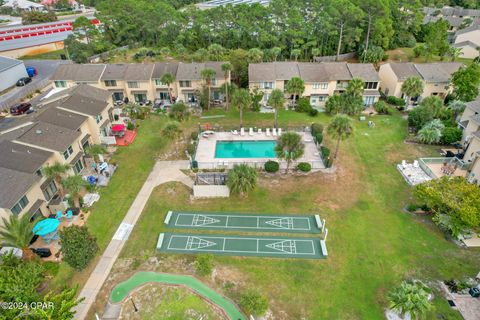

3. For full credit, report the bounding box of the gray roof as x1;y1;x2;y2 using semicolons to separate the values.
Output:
42;84;111;116
0;56;24;73
466;97;480;113
51;64;106;82
414;62;462;82
15;121;81;152
248;63;275;82
36;107;88;130
0;123;36;144
176;62;226;80
0;166;41;209
124;64;155;81
347;63;379;82
0;140;52;174
455;23;480;36
452;40;480;48
321;62;352;81
100;64;128;80
152;62;179;79
297;63;328;82
388;63;421;81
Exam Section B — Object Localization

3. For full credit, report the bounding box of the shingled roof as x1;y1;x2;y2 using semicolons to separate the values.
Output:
51;64;106;82
0;140;52;174
15;121;81;152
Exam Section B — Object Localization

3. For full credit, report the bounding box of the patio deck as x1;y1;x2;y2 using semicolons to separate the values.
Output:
425;163;468;179
194;130;324;170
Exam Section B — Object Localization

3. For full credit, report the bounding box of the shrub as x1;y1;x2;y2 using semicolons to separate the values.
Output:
162;122;182;138
169;102;190;121
239;289;269;316
408;106;434;131
441;127;462;145
59;226;98;271
309;108;318;117
321;146;331;168
315;132;323;144
126;122;135;130
187;143;196;156
191;131;199;141
194;254;214;276
406;204;418;212
373;101;390;114
387;96;405;106
264;160;279;173
311;123;324;136
295;97;313;113
297;162;311;172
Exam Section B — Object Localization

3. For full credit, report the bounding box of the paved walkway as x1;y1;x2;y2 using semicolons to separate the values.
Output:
73;160;192;320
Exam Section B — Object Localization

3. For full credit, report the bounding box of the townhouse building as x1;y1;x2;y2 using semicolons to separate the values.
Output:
248;62;380;109
458;97;480;185
0;84;113;224
51;62;231;104
378;62;463;103
452;24;480;59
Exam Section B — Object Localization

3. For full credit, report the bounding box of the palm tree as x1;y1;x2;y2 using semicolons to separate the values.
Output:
0;214;37;260
275;132;305;173
286;77;305;108
231;88;251;129
268;89;285;129
346;77;365;98
84;144;106;162
62;175;87;208
207;43;224;61
448;100;466;121
221;62;232;110
327;114;354;161
271;47;282;61
200;68;216;110
389;281;432;319
291;49;302;61
247;48;264;63
160;72;175;103
227;164;257;197
311;48;321;59
42;162;71;197
448;47;463;61
417;127;442;144
401;76;424;107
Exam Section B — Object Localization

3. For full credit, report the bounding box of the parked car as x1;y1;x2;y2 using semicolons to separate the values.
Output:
10;103;32;115
31;247;52;258
16;77;32;86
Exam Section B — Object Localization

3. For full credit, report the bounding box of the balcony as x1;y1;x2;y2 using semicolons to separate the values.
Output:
418;157;469;179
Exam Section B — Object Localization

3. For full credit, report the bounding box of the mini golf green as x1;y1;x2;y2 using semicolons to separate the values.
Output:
110;272;246;320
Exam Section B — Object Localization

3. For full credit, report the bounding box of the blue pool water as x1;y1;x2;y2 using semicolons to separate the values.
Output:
215;140;276;158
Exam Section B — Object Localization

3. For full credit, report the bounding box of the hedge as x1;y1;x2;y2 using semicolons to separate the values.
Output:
264;160;279;173
297;162;312;172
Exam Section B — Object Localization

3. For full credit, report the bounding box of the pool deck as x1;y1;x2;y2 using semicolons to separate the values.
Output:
195;131;325;170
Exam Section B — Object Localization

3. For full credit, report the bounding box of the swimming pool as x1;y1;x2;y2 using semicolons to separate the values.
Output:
215;140;276;158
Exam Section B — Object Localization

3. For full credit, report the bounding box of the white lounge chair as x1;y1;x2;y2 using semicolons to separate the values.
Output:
266;128;271;136
402;160;407;168
272;128;277;136
249;128;254;136
231;130;238;135
278;128;282;136
413;160;419;168
258;128;262;134
240;127;245;136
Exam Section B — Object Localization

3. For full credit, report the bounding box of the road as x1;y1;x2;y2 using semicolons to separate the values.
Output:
0;60;70;110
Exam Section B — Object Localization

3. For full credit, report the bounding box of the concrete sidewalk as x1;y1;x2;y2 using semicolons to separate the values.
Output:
73;160;192;319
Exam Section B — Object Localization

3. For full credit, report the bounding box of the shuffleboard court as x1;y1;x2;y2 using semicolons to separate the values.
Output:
157;233;326;259
164;210;323;234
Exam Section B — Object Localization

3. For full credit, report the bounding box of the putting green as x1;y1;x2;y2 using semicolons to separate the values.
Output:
110;272;246;320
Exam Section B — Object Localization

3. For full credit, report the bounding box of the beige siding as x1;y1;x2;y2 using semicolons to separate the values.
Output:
456;44;479;59
464;137;480;162
468;158;480;185
379;64;402;97
422;82;452;99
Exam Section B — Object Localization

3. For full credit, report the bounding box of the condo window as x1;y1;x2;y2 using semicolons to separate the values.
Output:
364;82;378;89
96;114;103;124
11;195;29;215
313;82;328;90
211;79;217;85
104;80;117;87
73;158;84;174
261;82;273;89
179;81;191;88
63;145;74;160
42;180;57;201
127;81;139;88
54;80;67;88
155;79;166;86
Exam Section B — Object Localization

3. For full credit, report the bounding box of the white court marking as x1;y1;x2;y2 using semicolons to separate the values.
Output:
174;213;313;231
166;235;317;255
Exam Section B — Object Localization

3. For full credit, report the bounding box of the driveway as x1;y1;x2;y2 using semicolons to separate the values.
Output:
0;60;70;110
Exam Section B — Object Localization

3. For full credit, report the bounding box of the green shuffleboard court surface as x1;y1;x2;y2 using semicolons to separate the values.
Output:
164;210;323;234
157;233;327;259
110;271;246;320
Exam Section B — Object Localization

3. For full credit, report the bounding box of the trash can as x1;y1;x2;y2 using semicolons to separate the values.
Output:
469;287;480;298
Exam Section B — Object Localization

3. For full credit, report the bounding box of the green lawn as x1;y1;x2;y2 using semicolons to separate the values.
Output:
21;49;67;60
114;109;479;319
385;46;474;65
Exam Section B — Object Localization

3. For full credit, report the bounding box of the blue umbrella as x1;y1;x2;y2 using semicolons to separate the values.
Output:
32;218;60;237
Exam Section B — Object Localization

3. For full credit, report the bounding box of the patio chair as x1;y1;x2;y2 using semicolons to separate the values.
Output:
231;130;238;135
56;211;63;220
266;128;271;136
249;128;254;136
413;160;419;168
66;210;73;221
401;160;407;168
278;128;282;136
258;128;262;134
272;128;277;136
240;128;245;136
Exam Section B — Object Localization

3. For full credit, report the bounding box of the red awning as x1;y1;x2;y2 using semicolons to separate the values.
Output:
111;124;126;132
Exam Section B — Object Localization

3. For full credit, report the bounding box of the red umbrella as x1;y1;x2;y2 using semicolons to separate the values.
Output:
111;124;126;132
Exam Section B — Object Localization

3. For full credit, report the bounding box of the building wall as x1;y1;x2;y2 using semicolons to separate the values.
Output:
0;61;28;92
422;81;451;99
464;137;480;162
379;64;402;97
468;157;480;185
0;41;64;59
457;44;479;59
455;30;480;47
463;120;480;142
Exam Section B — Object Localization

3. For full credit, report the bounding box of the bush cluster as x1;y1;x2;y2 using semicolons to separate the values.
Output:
387;96;405;106
297;162;312;172
264;160;279;173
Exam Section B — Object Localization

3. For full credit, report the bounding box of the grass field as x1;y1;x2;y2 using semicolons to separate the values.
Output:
385;46;474;65
85;109;480;319
21;49;67;60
